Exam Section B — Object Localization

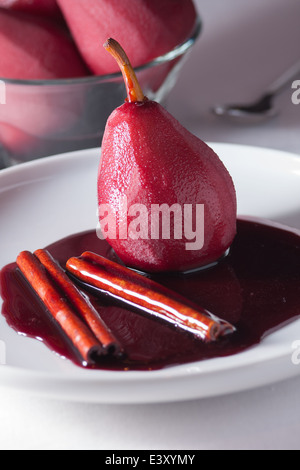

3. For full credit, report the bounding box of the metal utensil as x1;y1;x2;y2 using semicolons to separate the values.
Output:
212;59;300;123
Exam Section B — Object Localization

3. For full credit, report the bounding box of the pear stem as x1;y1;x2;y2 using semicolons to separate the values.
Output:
104;38;145;103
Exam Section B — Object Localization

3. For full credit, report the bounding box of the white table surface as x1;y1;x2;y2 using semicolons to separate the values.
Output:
0;0;300;450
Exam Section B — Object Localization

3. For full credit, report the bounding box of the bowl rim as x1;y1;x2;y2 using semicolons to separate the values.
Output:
0;15;202;86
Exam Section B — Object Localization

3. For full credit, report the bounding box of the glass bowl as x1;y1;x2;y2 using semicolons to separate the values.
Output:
0;17;201;167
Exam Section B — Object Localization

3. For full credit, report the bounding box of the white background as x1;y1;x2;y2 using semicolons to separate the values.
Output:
0;0;300;450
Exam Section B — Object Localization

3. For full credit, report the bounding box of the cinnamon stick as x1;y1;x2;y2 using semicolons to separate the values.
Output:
66;251;236;342
16;251;120;366
34;249;122;356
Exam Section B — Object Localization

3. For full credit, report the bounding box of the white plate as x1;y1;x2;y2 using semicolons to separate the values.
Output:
0;143;300;404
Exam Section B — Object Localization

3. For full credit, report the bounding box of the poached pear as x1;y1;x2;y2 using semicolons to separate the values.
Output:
98;39;237;273
56;0;197;75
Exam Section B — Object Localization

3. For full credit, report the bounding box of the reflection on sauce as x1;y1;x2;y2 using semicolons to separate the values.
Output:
1;218;300;371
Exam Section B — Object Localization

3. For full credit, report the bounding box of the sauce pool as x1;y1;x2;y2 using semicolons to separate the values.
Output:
1;218;300;371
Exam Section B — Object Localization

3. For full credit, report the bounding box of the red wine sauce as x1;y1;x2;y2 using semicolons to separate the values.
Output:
1;218;300;371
